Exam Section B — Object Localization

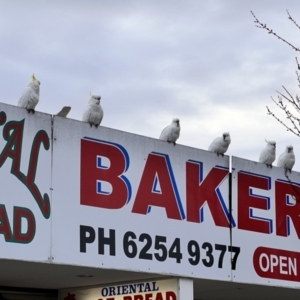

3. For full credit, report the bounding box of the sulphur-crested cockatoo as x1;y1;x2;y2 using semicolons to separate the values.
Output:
56;106;71;117
159;118;180;145
17;74;40;113
82;93;103;127
208;132;231;156
259;139;276;167
277;145;295;173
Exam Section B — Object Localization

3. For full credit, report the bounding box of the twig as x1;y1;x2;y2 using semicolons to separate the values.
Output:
266;105;300;137
287;10;300;31
251;10;300;52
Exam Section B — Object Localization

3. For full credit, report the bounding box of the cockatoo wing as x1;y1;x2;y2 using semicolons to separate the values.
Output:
56;106;71;117
82;106;92;122
159;125;172;141
89;108;104;125
208;137;220;152
18;87;38;109
82;105;104;125
259;147;275;164
277;152;285;167
277;152;295;169
259;147;267;163
287;154;296;169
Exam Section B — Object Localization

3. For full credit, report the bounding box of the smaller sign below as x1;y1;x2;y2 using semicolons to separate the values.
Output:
59;278;178;300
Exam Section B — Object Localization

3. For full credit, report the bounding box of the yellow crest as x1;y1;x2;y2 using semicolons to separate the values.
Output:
31;74;37;81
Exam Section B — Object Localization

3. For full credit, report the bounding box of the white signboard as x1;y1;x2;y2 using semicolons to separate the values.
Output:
4;103;300;288
59;278;178;300
231;156;300;288
0;103;52;261
51;117;232;281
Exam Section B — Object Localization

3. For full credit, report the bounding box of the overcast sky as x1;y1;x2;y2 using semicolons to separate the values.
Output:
1;1;300;169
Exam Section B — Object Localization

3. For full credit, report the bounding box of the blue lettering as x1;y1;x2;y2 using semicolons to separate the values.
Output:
152;282;159;291
137;283;144;293
101;288;108;297
129;284;136;294
144;283;151;292
122;285;128;294
109;287;115;296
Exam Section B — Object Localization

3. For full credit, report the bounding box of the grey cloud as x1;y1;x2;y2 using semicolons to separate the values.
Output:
1;0;300;169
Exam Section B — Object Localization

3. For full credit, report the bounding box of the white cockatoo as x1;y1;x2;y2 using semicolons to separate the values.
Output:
159;118;180;145
277;145;295;173
17;74;40;113
259;139;276;167
56;106;71;117
208;132;231;156
82;93;104;128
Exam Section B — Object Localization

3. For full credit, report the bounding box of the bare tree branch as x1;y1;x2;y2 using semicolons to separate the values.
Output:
296;57;300;70
253;10;300;200
252;11;300;137
266;105;300;137
287;10;300;31
276;86;300;114
268;90;300;136
251;10;300;52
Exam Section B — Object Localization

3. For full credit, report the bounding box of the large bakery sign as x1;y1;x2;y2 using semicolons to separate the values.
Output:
1;103;300;288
